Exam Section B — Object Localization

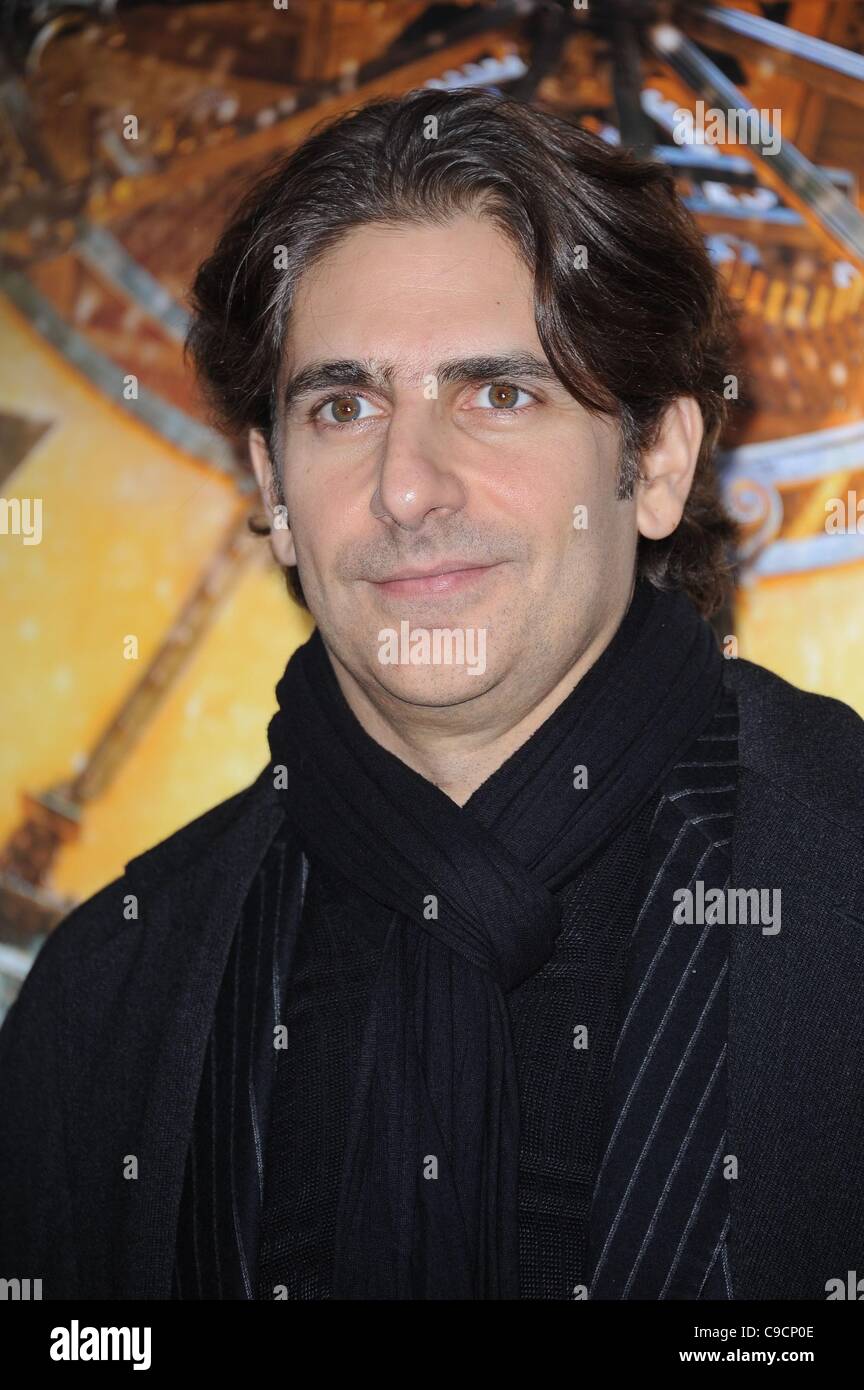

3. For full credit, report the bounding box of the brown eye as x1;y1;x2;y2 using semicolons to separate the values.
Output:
329;395;362;422
488;383;519;408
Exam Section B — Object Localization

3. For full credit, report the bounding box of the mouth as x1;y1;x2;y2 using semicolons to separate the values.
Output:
370;560;503;599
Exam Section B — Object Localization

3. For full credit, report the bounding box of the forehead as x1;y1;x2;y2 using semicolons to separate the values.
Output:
283;213;540;372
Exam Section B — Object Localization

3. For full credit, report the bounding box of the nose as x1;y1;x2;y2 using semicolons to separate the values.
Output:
370;411;467;532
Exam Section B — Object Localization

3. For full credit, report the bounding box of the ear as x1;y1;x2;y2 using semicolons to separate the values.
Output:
249;428;297;567
635;397;704;540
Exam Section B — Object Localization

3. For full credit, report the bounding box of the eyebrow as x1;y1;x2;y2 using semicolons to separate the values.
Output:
281;352;562;412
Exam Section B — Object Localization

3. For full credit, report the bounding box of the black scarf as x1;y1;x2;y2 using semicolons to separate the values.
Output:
258;578;725;1298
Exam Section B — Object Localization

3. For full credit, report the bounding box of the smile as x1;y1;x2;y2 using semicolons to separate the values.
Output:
370;563;502;599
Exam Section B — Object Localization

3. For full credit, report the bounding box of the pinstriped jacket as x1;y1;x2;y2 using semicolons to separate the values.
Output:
0;657;862;1299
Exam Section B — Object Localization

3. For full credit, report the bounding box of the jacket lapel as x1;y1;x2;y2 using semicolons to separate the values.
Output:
114;779;285;1297
588;691;737;1299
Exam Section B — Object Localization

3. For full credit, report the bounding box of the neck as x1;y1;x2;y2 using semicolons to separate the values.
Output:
324;590;633;806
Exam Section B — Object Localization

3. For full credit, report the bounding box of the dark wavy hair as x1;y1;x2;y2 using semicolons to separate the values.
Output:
186;87;740;616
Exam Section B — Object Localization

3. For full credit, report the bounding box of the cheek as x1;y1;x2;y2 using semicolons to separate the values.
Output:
288;482;360;585
487;445;602;551
284;459;329;536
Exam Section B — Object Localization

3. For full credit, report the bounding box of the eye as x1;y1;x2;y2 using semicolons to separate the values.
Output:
313;393;382;425
469;382;537;411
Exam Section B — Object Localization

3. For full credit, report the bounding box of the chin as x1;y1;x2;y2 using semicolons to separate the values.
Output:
372;664;498;709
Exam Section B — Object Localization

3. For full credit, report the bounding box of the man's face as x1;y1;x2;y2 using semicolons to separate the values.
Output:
258;214;639;718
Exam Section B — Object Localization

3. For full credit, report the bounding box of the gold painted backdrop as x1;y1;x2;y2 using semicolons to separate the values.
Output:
1;0;863;1012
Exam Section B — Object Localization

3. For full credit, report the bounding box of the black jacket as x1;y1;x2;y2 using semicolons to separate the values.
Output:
1;657;863;1300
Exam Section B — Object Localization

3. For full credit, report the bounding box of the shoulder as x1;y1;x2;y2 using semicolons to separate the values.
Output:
723;656;864;835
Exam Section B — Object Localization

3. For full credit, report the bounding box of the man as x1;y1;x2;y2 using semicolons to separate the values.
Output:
1;88;862;1302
